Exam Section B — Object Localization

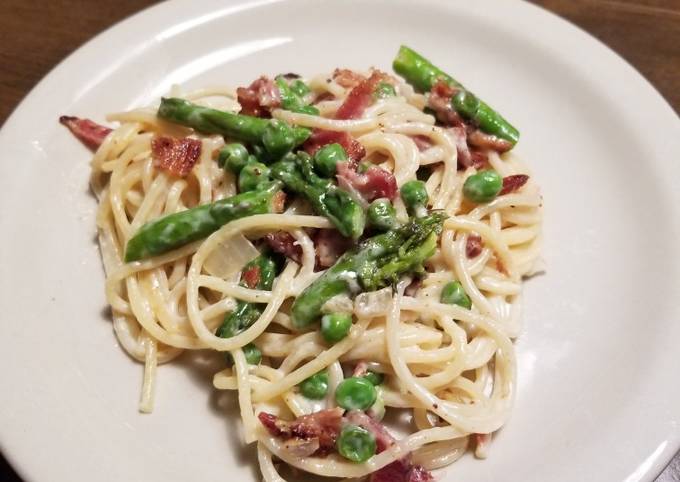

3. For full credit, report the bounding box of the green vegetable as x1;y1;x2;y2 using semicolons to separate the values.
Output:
291;212;446;328
366;199;398;231
335;377;377;411
216;255;278;341
463;170;502;203
299;371;329;399
125;181;283;261
373;82;396;99
337;425;377;463
392;45;519;145
157;97;310;156
290;79;311;97
238;161;270;192
313;143;347;177
275;77;319;115
363;371;384;386
218;143;250;173
270;152;365;239
321;312;352;343
400;180;428;216
440;281;472;309
242;343;262;365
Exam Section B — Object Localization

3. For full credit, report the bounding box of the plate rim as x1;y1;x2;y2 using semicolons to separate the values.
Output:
0;1;679;481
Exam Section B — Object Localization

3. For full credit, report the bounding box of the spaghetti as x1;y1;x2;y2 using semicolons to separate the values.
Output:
68;47;543;481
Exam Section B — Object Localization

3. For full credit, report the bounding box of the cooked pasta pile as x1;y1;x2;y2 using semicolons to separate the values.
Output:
70;46;543;481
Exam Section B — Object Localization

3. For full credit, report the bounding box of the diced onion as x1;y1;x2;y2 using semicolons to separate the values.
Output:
354;287;393;317
203;233;260;279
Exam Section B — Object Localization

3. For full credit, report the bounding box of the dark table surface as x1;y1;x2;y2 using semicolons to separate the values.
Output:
1;1;678;481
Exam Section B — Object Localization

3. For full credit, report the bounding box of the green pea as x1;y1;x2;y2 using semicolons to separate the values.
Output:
262;120;297;157
242;343;262;365
373;82;396;99
299;370;329;399
400;180;428;211
335;377;377;410
362;371;384;386
337;425;376;463
357;161;372;174
463;170;502;203
218;143;249;173
313;143;347;177
238;161;270;192
367;199;397;231
290;79;311;97
321;312;352;343
440;281;472;309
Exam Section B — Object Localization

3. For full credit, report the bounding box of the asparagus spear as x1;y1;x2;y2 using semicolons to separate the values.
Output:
270;152;366;239
158;98;310;157
291;212;446;328
392;45;519;145
124;181;283;262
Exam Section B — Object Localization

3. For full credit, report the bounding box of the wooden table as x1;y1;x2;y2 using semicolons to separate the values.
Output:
0;1;678;481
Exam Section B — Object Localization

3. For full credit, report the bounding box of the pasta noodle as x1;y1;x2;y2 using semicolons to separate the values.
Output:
83;59;543;481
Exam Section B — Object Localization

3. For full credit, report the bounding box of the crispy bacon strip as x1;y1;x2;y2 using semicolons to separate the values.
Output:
237;76;281;117
335;70;390;120
304;129;366;163
336;162;398;203
499;174;530;195
150;136;202;177
59;116;112;150
258;408;343;455
333;68;367;88
466;234;483;259
264;231;303;264
314;229;353;269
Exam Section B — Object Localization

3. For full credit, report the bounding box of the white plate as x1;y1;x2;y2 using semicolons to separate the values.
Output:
1;1;679;481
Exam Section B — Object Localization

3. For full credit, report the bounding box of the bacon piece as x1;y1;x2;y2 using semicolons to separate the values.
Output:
428;80;463;127
467;129;514;153
236;76;281;117
333;68;367;88
242;265;260;289
314;229;352;269
151;136;202;177
304;129;366;163
370;459;433;482
258;408;343;455
264;231;303;264
470;150;489;169
411;135;433;152
335;70;389;120
59;116;112;150
336;162;398;203
466;234;483;258
499;174;530;195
